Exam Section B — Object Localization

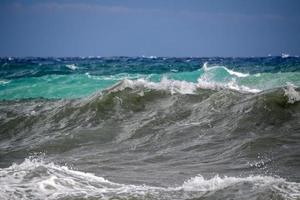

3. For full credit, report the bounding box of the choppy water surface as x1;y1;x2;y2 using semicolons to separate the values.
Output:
0;57;300;199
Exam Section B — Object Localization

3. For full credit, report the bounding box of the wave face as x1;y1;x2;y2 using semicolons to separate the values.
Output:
0;57;300;199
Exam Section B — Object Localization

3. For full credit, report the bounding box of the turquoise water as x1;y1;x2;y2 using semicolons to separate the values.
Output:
0;57;300;99
1;68;299;99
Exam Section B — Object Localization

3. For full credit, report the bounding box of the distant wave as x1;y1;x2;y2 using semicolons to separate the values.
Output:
282;53;290;58
0;64;299;99
65;64;78;70
202;62;249;77
0;80;10;85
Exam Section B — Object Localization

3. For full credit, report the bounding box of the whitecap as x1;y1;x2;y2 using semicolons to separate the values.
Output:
66;64;78;70
198;62;258;92
254;73;261;77
119;62;257;94
197;78;260;93
180;174;284;191
107;73;260;95
116;77;197;95
202;62;249;77
178;174;300;199
225;68;249;77
0;80;10;85
284;83;300;104
282;53;290;58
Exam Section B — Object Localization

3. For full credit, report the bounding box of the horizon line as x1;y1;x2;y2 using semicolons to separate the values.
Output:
0;55;298;59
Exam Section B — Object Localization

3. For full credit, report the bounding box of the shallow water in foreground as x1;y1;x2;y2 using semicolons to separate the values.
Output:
0;57;300;199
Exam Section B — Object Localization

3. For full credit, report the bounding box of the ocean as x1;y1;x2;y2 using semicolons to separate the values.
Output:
0;56;300;199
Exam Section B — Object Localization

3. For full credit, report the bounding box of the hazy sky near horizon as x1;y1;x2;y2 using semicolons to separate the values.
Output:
0;0;300;57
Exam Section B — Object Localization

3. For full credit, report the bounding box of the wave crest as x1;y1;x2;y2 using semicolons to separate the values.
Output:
103;62;267;95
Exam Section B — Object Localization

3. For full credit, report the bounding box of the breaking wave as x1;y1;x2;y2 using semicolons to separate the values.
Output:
1;157;300;200
1;57;300;199
1;62;300;99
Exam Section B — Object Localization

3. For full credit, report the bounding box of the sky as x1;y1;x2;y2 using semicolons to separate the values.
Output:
0;0;300;57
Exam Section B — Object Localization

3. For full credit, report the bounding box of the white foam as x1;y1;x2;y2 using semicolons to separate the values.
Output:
254;73;261;77
66;64;78;70
180;174;283;191
197;78;260;93
86;73;146;81
179;175;300;199
284;83;300;104
108;75;260;95
141;55;157;59
104;62;259;94
197;63;259;92
0;158;162;199
202;62;249;77
0;80;10;85
226;68;249;77
87;62;260;94
202;62;209;71
282;53;290;58
115;77;197;95
1;158;300;200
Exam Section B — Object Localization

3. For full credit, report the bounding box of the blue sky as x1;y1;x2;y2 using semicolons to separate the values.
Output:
0;0;299;57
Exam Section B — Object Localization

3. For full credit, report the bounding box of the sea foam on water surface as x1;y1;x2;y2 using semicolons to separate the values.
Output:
65;64;78;70
0;80;10;85
108;63;261;94
1;57;300;200
1;157;300;200
118;78;197;94
284;83;300;104
202;62;249;78
1;59;299;100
